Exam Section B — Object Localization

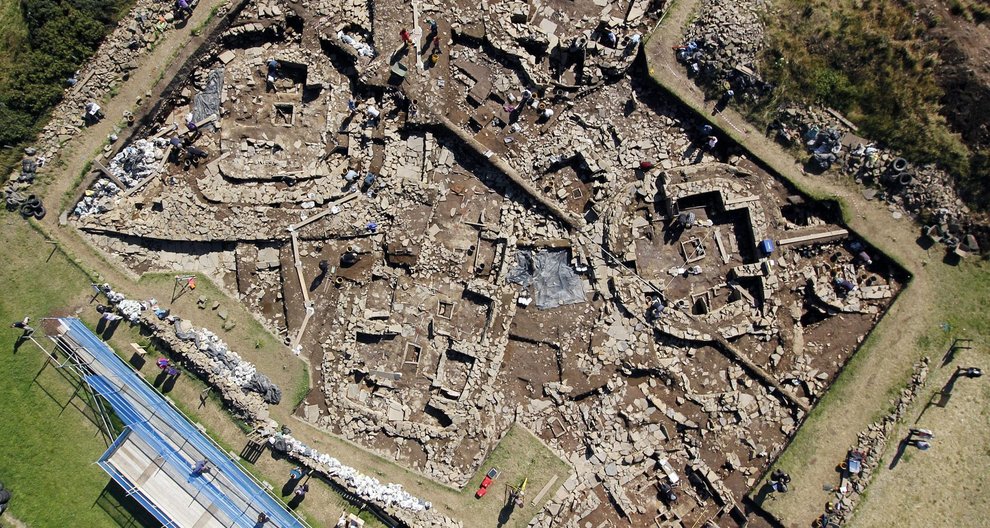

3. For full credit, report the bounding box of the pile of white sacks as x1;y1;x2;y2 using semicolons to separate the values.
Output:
338;31;375;57
269;432;432;512
99;284;434;515
108;138;166;187
74;138;165;217
175;321;258;386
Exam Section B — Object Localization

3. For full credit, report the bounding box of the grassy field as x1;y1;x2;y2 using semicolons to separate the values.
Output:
0;0;27;64
451;425;570;528
851;345;990;527
756;0;985;207
0;217;132;528
847;257;990;527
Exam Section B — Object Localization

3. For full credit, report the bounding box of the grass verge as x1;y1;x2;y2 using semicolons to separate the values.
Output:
452;424;571;528
0;213;137;527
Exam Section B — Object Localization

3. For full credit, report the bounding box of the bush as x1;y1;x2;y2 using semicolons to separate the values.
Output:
761;0;988;211
0;0;132;170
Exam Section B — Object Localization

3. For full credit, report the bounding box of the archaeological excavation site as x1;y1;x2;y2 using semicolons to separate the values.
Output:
63;0;906;526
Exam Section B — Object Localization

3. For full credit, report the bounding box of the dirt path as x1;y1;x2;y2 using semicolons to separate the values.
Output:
17;1;481;520
38;1;231;221
644;2;956;526
15;0;966;526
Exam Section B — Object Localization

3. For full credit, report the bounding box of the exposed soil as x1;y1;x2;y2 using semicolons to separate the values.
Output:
928;3;990;149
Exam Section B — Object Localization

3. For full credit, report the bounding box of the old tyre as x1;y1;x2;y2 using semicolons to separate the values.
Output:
0;488;11;504
891;157;908;172
33;204;47;220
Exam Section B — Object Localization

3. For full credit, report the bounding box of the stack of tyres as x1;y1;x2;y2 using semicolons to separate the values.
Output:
0;480;11;514
17;194;45;220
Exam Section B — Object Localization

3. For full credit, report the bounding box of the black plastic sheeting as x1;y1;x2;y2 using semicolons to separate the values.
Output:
191;68;224;129
243;372;282;405
507;249;587;309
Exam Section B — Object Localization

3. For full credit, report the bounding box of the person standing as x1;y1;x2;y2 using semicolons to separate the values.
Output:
175;0;192;18
705;135;719;151
294;483;309;499
191;460;210;476
11;316;34;337
909;428;934;440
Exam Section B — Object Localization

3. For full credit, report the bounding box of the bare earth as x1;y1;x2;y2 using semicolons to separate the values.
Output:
645;1;979;527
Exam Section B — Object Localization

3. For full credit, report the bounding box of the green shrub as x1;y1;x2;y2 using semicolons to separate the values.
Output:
761;0;988;211
0;0;132;171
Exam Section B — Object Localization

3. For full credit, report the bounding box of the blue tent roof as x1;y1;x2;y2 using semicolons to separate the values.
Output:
59;318;306;528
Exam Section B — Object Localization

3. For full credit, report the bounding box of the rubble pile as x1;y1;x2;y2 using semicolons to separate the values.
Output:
681;0;769;89
96;284;278;420
268;432;434;512
812;357;930;526
75;138;168;217
773;105;988;255
3;0;226;201
63;0;904;525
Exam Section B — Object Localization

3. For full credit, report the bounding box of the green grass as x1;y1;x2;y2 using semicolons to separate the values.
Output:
63;159;93;209
0;0;28;62
190;3;222;36
0;214;139;527
291;362;311;409
454;424;571;528
950;0;990;23
756;0;987;209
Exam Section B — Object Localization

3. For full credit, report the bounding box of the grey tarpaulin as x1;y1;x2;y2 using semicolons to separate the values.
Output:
191;68;224;129
507;250;587;309
243;372;282;404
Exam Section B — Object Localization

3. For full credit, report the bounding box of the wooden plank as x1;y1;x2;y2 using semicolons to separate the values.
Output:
288;192;359;231
825;107;858;131
192;504;222;528
135;455;164;486
531;474;559;506
92;159;127;190
777;229;849;247
124;144;172;197
152;124;179;139
75;70;96;92
723;195;760;207
713;228;729;264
